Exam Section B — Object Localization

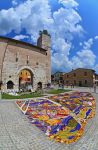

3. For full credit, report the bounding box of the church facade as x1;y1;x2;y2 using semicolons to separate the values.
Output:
0;30;51;92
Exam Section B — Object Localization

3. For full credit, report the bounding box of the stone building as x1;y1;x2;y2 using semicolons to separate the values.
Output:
63;68;97;87
51;72;64;84
0;30;51;92
93;73;98;86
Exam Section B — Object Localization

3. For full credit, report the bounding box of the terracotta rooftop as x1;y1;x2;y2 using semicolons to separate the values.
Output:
64;68;95;74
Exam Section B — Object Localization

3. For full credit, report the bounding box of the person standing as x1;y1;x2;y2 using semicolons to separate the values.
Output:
93;82;97;93
70;83;73;90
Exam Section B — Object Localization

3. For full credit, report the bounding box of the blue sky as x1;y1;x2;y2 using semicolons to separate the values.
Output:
0;0;98;73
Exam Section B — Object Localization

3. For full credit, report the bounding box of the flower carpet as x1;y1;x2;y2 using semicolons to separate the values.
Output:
16;92;96;144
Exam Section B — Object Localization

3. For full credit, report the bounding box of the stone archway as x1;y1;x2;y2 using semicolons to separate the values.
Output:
19;69;33;91
7;81;14;89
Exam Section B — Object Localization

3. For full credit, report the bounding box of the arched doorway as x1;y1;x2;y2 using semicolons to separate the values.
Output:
7;81;14;89
19;69;33;91
37;82;42;89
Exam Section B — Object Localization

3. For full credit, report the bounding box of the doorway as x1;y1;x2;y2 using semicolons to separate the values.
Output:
79;81;82;87
7;81;14;89
19;69;33;91
37;82;42;89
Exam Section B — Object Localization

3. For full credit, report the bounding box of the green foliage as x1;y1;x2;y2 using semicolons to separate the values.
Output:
47;89;71;94
2;92;44;99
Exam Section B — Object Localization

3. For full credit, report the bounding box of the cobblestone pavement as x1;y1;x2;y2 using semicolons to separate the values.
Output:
0;88;98;150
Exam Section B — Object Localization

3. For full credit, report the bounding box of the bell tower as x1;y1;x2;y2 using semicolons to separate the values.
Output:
37;30;51;84
37;30;51;50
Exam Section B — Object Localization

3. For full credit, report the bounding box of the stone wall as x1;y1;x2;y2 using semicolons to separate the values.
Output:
0;39;8;81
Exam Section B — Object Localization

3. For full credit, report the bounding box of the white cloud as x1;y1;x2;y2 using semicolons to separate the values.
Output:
79;42;83;46
13;35;29;40
71;38;96;69
0;0;83;38
77;50;95;66
0;0;96;72
83;38;93;49
52;38;71;55
53;6;83;37
58;0;78;8
95;36;98;40
0;8;21;34
12;0;18;6
94;64;98;72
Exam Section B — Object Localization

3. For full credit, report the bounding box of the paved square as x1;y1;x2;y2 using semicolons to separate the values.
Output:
16;92;95;144
0;88;97;150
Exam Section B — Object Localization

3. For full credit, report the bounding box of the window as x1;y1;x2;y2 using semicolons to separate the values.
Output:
27;60;29;64
16;52;19;62
27;78;30;81
16;57;18;62
79;81;82;86
27;55;29;64
84;72;87;76
46;63;48;67
74;73;76;77
66;81;69;84
85;80;87;84
67;75;69;78
74;80;76;85
60;77;63;80
36;62;39;65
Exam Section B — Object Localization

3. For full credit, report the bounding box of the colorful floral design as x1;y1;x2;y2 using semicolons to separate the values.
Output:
16;92;95;144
